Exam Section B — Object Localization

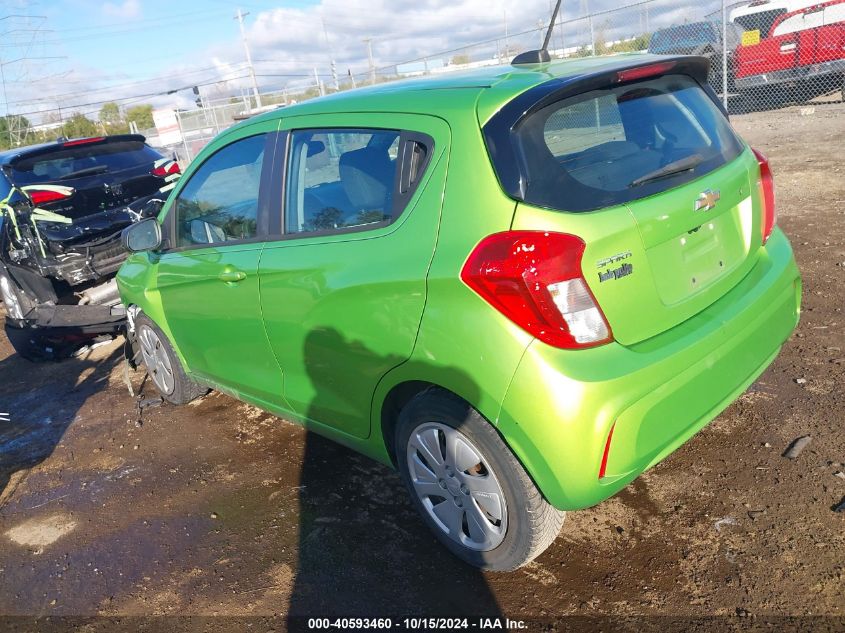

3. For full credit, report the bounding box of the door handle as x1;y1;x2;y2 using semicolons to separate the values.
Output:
218;269;247;283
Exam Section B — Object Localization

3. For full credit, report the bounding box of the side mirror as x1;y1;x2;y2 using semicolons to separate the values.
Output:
122;217;162;253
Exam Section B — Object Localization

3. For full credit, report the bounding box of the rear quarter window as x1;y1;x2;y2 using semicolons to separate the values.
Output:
510;74;743;212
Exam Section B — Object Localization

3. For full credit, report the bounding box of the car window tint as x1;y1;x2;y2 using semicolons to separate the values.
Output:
173;134;265;247
512;74;742;212
734;10;787;38
544;94;626;157
10;141;162;186
285;129;400;234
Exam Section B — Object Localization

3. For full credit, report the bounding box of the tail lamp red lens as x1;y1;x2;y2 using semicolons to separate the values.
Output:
27;189;72;206
152;162;181;177
752;148;776;244
460;231;613;350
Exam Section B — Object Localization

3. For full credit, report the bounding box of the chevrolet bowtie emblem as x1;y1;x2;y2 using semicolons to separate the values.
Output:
694;189;721;212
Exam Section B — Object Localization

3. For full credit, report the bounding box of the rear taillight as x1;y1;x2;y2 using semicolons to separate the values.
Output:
460;231;613;349
151;161;181;177
27;188;73;206
752;148;776;244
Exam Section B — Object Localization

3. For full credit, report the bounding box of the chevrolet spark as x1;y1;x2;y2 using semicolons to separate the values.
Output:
117;54;801;570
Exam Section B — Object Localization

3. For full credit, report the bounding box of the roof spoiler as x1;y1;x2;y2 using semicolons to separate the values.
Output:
5;134;148;165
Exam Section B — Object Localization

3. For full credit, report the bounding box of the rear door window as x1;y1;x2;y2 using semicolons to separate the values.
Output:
10;140;162;186
511;74;743;212
285;129;400;234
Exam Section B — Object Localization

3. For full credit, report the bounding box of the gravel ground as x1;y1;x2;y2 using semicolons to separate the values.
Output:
0;103;843;629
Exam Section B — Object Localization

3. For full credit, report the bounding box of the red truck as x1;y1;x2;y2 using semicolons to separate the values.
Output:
733;0;845;101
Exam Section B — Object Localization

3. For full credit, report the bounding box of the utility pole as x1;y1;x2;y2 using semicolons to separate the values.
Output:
582;0;595;55
363;38;376;85
721;0;729;109
504;10;510;58
322;19;339;91
314;68;325;96
235;8;262;109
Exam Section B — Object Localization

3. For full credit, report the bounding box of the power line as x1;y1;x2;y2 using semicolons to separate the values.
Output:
9;75;251;119
5;64;249;107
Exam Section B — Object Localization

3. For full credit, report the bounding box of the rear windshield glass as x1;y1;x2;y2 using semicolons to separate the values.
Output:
512;74;743;212
649;24;717;52
9;140;162;186
734;10;787;38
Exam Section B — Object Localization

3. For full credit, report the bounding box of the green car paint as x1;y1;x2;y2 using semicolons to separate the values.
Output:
117;53;801;516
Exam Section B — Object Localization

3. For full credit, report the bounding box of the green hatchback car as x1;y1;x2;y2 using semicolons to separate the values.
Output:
117;54;801;570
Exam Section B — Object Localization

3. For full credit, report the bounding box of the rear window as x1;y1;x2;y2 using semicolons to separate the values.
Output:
649;24;718;53
734;10;787;37
511;74;743;212
9;140;162;186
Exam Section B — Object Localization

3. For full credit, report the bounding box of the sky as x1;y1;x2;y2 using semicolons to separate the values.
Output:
1;0;728;124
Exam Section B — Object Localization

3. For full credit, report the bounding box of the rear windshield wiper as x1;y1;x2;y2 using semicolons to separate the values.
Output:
57;165;109;180
630;154;704;187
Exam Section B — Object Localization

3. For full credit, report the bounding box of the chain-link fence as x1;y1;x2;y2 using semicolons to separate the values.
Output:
138;0;845;164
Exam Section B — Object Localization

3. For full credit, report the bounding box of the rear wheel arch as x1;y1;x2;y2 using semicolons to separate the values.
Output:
380;381;497;466
379;380;439;466
392;385;566;569
378;381;538;484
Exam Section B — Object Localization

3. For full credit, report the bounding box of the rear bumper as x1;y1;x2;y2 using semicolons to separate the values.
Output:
497;228;801;510
5;305;125;359
736;59;845;90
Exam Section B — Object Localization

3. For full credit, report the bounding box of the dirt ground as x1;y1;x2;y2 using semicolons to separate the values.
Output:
0;103;843;630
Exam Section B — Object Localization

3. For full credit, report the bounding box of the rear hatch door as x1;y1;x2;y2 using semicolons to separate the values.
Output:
8;136;166;223
496;65;764;346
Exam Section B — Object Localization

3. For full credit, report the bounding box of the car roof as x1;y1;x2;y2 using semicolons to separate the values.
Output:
239;53;688;129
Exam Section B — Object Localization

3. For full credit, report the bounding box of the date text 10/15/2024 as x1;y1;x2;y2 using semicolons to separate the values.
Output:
306;618;528;630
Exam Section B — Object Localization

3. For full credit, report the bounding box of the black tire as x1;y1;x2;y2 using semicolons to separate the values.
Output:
395;388;565;571
134;313;207;405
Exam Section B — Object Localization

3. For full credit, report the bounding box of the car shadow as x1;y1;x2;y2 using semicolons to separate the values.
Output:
0;332;123;510
286;327;502;623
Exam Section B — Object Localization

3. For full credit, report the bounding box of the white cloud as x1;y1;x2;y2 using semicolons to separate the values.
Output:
14;0;727;123
103;0;141;20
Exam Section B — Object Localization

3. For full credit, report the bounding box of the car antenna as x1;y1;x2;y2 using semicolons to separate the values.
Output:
512;0;562;65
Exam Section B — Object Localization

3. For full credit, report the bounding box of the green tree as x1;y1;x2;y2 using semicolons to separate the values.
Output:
99;101;122;125
0;115;32;150
125;104;154;130
63;112;99;139
450;53;471;65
